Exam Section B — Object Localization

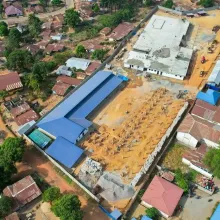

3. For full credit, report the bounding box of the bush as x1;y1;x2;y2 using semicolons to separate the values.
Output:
43;187;61;203
199;0;214;7
145;207;160;219
163;0;174;8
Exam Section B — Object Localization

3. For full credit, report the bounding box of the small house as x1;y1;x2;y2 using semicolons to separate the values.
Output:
56;65;72;76
5;5;23;17
66;57;91;70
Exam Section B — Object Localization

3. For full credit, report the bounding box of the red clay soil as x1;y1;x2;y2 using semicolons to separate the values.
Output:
22;147;108;220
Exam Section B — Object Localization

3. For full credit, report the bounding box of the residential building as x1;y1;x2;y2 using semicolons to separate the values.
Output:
66;57;91;70
3;176;41;211
207;60;220;86
191;99;220;125
45;44;64;54
124;15;193;80
56;75;82;86
182;144;212;178
177;113;220;148
26;44;41;55
5;5;23;17
100;27;111;36
85;61;100;76
141;176;183;218
109;22;134;41
14;109;39;126
0;72;23;92
51;33;63;41
56;65;72;76
52;82;71;96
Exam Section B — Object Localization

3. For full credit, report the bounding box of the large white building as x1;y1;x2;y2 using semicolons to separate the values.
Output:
124;15;193;80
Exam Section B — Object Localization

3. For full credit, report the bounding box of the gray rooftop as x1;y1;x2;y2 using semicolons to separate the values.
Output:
208;60;220;85
125;15;193;77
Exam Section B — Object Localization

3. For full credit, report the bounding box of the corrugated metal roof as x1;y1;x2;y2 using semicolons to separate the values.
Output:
17;120;35;136
208;60;220;85
28;129;51;148
66;57;91;70
37;71;123;144
46;136;84;168
38;117;86;144
211;204;220;220
196;89;220;106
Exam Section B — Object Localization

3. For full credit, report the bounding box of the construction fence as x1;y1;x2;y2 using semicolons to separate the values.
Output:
130;102;189;187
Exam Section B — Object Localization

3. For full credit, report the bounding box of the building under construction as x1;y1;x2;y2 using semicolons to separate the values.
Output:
124;15;193;80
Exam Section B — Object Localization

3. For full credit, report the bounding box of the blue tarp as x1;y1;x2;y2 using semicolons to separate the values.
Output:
37;71;123;143
46;136;84;168
211;204;220;220
196;89;220;105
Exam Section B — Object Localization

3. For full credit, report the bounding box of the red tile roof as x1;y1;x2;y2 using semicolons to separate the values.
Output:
85;62;100;75
57;75;82;86
26;44;40;55
52;82;70;96
142;176;183;216
178;113;220;144
5;5;23;16
109;22;134;40
14;109;39;126
81;39;103;51
45;44;64;53
100;27;111;36
3;176;41;211
0;72;23;91
10;103;30;118
5;212;19;220
191;99;220;124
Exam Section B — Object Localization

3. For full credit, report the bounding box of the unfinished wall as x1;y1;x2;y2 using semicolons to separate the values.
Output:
130;102;189;187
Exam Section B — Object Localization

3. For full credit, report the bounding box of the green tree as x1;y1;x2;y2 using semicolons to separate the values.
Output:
175;168;189;193
204;148;220;178
74;45;86;58
43;187;61;203
51;194;83;220
92;3;100;13
52;0;62;5
163;0;174;8
144;0;153;6
7;28;21;49
0;22;8;36
40;0;47;7
199;0;214;7
24;74;40;91
91;49;108;61
64;9;81;28
0;137;26;164
0;166;12;192
32;62;48;82
54;50;74;65
0;91;8;99
28;14;42;38
0;196;12;218
145;207;160;219
7;50;33;71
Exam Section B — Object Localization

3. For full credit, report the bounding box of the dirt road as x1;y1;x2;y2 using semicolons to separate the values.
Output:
23;147;108;220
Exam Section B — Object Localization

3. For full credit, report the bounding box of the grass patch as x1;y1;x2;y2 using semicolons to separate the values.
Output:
160;140;188;172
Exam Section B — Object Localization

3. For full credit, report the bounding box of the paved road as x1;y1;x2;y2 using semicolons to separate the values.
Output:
1;0;74;24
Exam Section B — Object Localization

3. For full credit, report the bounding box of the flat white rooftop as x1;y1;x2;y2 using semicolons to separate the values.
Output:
125;15;193;77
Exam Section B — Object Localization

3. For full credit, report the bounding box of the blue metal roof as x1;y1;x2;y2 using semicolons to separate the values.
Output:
211;204;220;220
38;118;86;144
110;209;122;220
46;136;84;168
196;89;220;105
37;71;123;143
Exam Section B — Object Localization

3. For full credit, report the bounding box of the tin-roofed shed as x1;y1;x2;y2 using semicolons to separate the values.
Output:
208;60;220;86
66;57;91;70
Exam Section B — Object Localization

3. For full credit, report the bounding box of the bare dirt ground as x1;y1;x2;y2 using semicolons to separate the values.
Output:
18;147;108;220
80;80;185;184
156;10;220;89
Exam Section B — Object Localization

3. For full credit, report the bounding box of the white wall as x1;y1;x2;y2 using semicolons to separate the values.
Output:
203;138;219;148
182;158;213;178
176;132;198;148
141;201;169;218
